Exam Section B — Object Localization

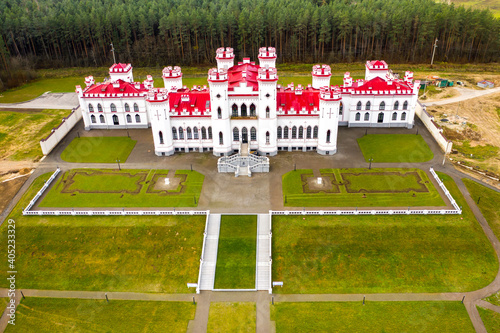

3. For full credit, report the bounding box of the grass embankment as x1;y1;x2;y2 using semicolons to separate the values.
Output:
357;134;434;163
214;215;257;289
207;302;256;333
273;172;497;294
477;306;500;333
60;137;137;163
5;298;195;333
271;302;474;332
283;168;445;207
0;109;70;161
0;173;205;292
40;168;204;208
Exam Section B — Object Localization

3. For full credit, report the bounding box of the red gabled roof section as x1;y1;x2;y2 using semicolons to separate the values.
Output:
109;63;132;73
227;62;260;91
366;60;388;70
168;88;211;116
277;86;320;116
82;79;148;97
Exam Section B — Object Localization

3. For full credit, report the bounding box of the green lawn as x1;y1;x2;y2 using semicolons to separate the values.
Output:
357;134;434;163
282;168;445;207
0;298;10;316
5;298;195;333
477;306;500;333
0;109;70;161
60;136;137;163
271;302;474;332
40;168;204;208
273;172;497;294
214;215;257;289
0;173;205;292
207;302;256;333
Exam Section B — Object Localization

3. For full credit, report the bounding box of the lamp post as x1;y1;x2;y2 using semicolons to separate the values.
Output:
369;158;373;170
116;159;121;171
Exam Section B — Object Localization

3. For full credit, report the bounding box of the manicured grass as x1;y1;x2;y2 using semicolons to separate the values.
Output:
282;168;445;207
40;168;204;208
0;109;70;161
207;302;256;333
273;172;497;294
271;302;474;332
0;173;205;292
485;290;500;307
357;134;434;163
60;136;137;163
477;306;500;333
5;298;195;332
0;298;10;316
214;215;257;289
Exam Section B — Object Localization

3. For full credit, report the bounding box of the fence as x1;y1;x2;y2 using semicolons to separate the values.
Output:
23;168;61;212
196;212;211;294
415;101;452;154
40;106;82;155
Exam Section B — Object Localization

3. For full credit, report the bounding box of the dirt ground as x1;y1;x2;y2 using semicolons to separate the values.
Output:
0;175;29;214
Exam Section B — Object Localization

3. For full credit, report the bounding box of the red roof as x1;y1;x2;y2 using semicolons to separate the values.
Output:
83;79;148;97
109;63;132;73
366;60;388;70
227;62;260;91
277;86;319;116
346;77;414;95
168;88;211;116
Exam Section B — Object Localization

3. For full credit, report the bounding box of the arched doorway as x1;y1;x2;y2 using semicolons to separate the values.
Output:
241;127;248;143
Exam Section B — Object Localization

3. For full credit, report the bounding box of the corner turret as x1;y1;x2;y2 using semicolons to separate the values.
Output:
216;47;235;70
258;47;277;68
312;64;332;89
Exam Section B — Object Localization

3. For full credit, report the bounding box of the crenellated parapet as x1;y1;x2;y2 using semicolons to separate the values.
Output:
312;64;332;89
208;68;228;82
257;67;278;81
319;86;341;101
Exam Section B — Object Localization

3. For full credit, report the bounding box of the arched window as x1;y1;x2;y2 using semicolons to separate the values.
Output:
125;103;130;112
193;127;199;139
219;132;224;145
172;127;178;140
91;115;96;123
241;104;247;117
364;112;370;121
126;114;132;123
208;127;213;139
187;127;192;139
250;127;257;141
292;126;297;139
134;103;139;112
159;131;164;144
379;101;385;110
277;126;282;139
326;130;331;143
313;126;318;139
298;126;304;139
242;127;248;142
88;104;94;112
403;101;408;110
266;131;270;144
135;114;140;123
232;104;238;117
233;127;239;141
250;104;256;117
179;127;184;140
401;112;407;121
265;106;270;118
339;102;343;115
392;112;397;121
110;103;117;112
355;112;361;121
365;101;371;110
394;101;399;110
306;126;312;139
201;127;207;140
284;126;289;139
97;103;103;112
218;107;222;119
99;115;105;123
356;101;362;110
112;114;119;125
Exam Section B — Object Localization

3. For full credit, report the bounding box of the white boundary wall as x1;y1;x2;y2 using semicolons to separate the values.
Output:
40;106;82;155
415;101;452;154
196;212;211;294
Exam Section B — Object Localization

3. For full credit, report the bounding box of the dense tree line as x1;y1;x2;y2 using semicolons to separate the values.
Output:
0;0;499;71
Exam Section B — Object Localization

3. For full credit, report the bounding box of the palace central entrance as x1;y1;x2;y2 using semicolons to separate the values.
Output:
242;127;248;143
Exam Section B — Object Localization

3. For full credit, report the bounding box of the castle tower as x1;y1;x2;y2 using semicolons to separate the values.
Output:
317;86;341;155
343;72;353;87
109;63;133;82
257;66;279;156
365;60;389;81
147;90;174;156
208;68;232;156
216;47;235;71
258;47;277;68
162;66;183;91
312;64;332;89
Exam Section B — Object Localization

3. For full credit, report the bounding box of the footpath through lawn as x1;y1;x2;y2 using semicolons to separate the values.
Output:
214;215;257;289
273;172;498;293
0;173;205;293
477;306;500;333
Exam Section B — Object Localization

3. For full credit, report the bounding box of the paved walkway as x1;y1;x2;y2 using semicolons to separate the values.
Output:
256;214;272;291
422;86;500;106
198;214;221;291
0;92;78;109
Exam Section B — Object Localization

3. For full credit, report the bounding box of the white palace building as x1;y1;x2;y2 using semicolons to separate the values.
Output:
76;47;420;157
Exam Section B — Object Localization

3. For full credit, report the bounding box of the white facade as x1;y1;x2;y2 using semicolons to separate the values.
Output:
76;49;420;157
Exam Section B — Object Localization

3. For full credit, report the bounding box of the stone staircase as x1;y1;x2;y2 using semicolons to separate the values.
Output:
217;142;270;176
198;214;221;291
256;213;272;292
